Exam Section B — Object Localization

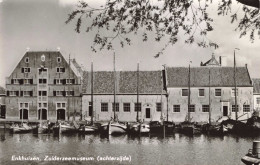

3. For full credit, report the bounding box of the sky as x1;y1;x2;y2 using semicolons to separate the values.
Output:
0;0;260;87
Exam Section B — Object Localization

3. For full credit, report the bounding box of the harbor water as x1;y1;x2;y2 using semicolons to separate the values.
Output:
0;130;258;165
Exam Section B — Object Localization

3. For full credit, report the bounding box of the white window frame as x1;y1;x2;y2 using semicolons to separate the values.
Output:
24;67;31;73
24;79;30;84
57;57;61;63
25;57;29;63
232;105;239;112
13;78;20;84
19;102;29;109
9;91;17;96
215;89;221;97
56;67;64;73
56;102;66;109
173;105;180;113
257;97;260;105
65;90;73;96
66;79;73;84
56;91;63;96
55;79;62;85
202;105;209;112
198;89;205;97
23;91;31;97
188;104;195;113
182;89;188;97
101;103;108;112
123;103;131;112
243;105;250;112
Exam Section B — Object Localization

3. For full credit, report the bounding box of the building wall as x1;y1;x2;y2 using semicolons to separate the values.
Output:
168;87;253;122
82;94;166;122
253;94;260;110
5;51;82;121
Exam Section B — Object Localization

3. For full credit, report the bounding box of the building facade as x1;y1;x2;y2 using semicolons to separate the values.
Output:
0;86;5;119
253;79;260;113
5;51;82;121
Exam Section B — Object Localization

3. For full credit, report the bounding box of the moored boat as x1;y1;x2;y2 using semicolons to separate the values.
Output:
53;122;78;135
179;121;201;136
78;123;100;134
128;122;150;135
9;123;33;134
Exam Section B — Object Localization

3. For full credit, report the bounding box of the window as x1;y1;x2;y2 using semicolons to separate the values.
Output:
24;79;32;84
20;103;29;109
66;91;74;96
156;103;161;112
41;54;45;61
56;67;65;73
39;91;47;96
25;57;29;63
232;105;239;112
173;105;180;112
56;102;66;109
23;91;31;96
215;89;221;97
202;105;209;112
257;97;260;104
9;91;18;96
199;89;205;97
39;79;47;84
101;103;108;112
13;79;20;84
39;103;47;108
55;91;63;96
135;103;141;112
112;103;119;112
243;105;250;112
188;105;195;112
182;89;188;96
66;79;74;84
57;57;61;63
232;89;238;97
22;67;31;73
54;79;63;85
123;103;130;112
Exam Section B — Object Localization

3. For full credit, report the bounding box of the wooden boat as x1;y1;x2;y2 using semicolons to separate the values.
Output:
78;123;100;134
203;123;228;135
128;122;150;135
99;121;127;135
32;125;49;134
53;121;78;135
150;121;175;135
9;123;33;134
241;141;260;165
179;121;202;136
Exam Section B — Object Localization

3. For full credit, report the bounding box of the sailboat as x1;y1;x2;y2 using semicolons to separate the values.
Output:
99;51;127;135
10;109;32;134
32;109;50;134
179;63;201;136
150;66;175;136
128;62;150;135
79;62;99;134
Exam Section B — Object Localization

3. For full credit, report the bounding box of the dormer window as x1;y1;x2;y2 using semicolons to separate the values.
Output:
25;57;29;63
57;57;61;63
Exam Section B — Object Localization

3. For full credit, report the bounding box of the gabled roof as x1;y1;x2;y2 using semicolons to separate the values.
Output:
201;54;220;66
82;66;252;94
82;71;163;94
167;67;252;87
253;79;260;94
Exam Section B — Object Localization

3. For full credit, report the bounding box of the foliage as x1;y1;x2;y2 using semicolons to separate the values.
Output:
66;0;260;57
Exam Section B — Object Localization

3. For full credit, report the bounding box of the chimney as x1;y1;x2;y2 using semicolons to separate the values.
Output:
245;63;247;68
219;56;222;66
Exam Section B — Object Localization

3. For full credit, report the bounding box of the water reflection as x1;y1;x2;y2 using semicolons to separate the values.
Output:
0;131;258;165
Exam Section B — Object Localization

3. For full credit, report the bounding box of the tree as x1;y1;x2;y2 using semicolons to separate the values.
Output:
66;0;260;57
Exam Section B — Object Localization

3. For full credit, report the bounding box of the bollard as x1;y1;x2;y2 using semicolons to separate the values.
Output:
253;141;260;158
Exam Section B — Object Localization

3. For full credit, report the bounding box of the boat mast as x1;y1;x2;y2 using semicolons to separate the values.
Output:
113;51;116;121
234;49;238;121
188;63;191;122
136;62;139;122
160;71;163;122
209;67;211;125
91;61;94;125
68;54;70;121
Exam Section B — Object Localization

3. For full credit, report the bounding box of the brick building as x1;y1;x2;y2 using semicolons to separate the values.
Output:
5;51;82;121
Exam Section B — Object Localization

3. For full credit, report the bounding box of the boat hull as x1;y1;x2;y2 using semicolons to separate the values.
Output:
10;127;32;134
78;125;99;134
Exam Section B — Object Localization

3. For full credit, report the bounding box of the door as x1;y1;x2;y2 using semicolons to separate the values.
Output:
0;105;6;119
146;108;151;118
57;109;66;120
20;109;29;120
223;106;228;116
38;109;47;120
